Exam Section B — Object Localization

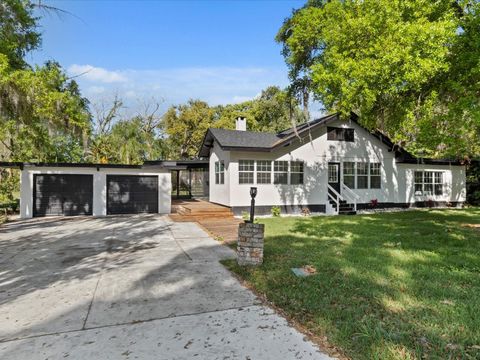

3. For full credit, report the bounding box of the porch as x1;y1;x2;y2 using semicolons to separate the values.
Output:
170;199;241;244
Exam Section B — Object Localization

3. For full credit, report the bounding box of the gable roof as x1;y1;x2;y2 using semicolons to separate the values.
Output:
198;113;339;157
198;112;463;165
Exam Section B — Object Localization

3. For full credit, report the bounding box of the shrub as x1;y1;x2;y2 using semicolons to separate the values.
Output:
271;206;281;217
370;199;378;208
241;211;250;221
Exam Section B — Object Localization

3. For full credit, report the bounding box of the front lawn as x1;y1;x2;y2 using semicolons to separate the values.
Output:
223;208;480;359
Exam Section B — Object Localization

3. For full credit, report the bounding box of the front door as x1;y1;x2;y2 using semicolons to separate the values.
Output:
328;162;341;194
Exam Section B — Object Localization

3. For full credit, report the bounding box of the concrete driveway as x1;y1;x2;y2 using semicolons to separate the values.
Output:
0;216;332;359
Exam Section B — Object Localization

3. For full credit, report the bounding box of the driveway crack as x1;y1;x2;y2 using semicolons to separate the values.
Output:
167;224;192;261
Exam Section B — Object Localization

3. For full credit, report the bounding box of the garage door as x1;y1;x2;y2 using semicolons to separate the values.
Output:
33;174;93;217
107;175;158;215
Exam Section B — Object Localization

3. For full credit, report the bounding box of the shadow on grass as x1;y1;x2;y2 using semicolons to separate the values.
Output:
224;209;480;359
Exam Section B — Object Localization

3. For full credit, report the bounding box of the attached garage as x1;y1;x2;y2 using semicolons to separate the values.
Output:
107;175;159;215
33;174;93;217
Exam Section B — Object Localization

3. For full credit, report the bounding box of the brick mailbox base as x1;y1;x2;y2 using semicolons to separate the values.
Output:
237;222;265;266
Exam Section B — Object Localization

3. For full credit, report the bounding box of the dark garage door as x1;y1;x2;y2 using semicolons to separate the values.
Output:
107;175;158;215
33;174;93;217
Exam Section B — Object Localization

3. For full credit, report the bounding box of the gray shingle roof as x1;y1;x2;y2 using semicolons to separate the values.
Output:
198;113;340;157
197;112;463;165
208;128;281;150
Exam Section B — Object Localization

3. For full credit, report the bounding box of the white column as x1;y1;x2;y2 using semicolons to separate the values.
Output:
93;171;107;216
20;169;33;219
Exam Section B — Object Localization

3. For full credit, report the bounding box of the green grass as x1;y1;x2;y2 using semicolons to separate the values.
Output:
223;208;480;359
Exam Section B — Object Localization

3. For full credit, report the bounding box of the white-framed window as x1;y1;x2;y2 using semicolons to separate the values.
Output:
274;161;289;184
256;160;271;184
290;161;304;185
370;163;381;189
414;171;444;196
239;160;254;184
328;163;338;182
343;162;355;188
215;161;224;185
342;161;381;189
356;162;368;189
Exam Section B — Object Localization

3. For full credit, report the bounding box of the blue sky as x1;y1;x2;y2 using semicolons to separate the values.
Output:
29;1;315;114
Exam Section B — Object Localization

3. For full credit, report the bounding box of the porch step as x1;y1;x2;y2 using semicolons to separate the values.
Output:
172;200;234;217
327;198;357;215
176;205;233;216
339;210;357;215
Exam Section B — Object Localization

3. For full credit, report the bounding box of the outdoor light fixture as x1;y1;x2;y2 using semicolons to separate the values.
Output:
249;187;257;223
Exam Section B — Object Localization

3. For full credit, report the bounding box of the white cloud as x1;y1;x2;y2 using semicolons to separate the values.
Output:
68;64;127;83
71;65;302;114
87;85;106;94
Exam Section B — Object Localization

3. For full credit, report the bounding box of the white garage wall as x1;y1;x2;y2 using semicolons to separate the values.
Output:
20;166;171;219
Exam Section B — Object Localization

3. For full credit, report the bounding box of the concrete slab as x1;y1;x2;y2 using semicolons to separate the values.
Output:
0;306;331;360
169;222;211;239
0;215;333;360
86;261;258;328
0;274;98;341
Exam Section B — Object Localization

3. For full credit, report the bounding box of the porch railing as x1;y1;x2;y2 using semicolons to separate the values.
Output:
327;184;344;214
341;183;359;212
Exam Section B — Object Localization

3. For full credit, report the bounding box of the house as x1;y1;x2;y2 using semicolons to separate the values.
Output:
198;113;466;215
3;113;466;219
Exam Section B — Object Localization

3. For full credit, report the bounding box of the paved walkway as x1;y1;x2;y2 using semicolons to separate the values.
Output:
0;215;333;359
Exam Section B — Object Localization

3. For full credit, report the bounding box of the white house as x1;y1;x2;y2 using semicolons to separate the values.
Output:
198;113;466;215
5;113;466;219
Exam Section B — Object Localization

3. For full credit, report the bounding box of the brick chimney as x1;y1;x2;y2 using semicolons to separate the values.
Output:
235;116;247;131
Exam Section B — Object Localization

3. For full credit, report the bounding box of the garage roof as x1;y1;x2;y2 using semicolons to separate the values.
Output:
0;162;146;169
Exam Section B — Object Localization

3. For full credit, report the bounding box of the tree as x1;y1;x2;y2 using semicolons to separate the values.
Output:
0;0;41;69
87;97;167;164
161;100;215;159
214;86;306;133
0;55;92;163
277;0;480;159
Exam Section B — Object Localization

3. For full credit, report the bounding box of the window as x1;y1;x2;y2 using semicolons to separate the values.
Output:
434;172;443;195
328;164;338;182
290;161;304;185
343;162;355;188
414;171;444;196
256;160;271;184
370;163;381;189
356;162;368;189
414;171;423;194
327;127;355;142
239;160;254;184
424;172;433;195
215;161;224;185
274;161;288;184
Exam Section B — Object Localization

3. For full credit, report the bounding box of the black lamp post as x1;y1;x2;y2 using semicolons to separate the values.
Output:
248;187;257;223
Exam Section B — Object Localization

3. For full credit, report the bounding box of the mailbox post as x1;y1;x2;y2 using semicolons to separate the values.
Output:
237;187;264;266
248;187;257;223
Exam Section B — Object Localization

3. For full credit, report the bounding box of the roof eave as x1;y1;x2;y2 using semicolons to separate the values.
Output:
396;158;464;166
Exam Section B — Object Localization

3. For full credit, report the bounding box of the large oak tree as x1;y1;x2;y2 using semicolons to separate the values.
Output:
277;0;480;159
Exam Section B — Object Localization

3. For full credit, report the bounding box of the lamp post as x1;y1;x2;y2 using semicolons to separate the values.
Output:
249;187;257;223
